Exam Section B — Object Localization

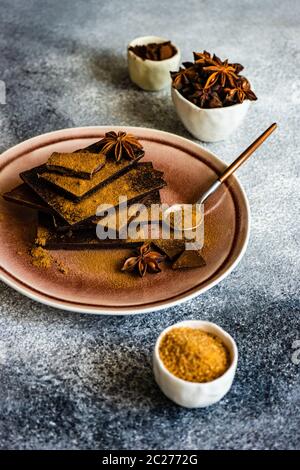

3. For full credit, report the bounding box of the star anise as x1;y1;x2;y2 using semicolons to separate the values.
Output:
193;50;212;66
100;131;143;162
172;51;256;109
203;57;239;89
121;242;165;277
170;66;198;90
224;77;257;104
188;83;223;108
231;62;244;74
194;51;243;74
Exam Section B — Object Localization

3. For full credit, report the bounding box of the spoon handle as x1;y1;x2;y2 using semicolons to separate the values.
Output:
219;123;277;183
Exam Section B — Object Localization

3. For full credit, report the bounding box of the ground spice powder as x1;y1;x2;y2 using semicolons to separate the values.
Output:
30;246;52;268
159;327;230;383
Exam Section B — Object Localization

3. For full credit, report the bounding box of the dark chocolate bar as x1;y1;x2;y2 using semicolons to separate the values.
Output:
96;190;162;235
36;212;148;250
46;151;106;179
38;148;145;200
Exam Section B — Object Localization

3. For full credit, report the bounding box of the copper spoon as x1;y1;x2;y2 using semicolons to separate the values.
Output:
164;123;277;231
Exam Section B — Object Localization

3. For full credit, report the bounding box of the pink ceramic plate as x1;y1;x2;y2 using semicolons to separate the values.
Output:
0;127;250;315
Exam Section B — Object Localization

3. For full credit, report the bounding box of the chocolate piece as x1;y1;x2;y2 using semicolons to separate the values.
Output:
152;239;186;261
96;190;162;235
2;184;68;229
52;190;157;233
172;250;206;269
38;148;145;200
21;163;166;226
46;151;106;179
36;213;148;250
3;183;53;214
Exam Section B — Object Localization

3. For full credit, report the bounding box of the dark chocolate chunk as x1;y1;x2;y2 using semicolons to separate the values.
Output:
38;148;145;200
46;151;106;179
152;239;186;260
3;183;53;214
172;250;206;269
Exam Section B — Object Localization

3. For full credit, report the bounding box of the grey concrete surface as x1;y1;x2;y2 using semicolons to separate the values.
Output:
0;0;299;450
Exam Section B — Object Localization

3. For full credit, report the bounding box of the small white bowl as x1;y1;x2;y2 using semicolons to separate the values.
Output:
128;36;180;91
171;87;251;142
153;320;238;408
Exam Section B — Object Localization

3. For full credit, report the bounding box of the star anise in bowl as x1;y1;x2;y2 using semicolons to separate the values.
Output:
224;77;257;104
170;66;198;90
203;58;239;89
170;50;256;109
188;83;223;108
99;131;143;162
121;242;165;277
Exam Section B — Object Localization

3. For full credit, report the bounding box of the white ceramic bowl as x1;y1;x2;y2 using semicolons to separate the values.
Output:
128;36;180;91
153;320;238;408
171;87;251;142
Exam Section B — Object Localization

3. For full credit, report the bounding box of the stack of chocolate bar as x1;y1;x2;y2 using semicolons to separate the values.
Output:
3;130;206;270
3;131;167;250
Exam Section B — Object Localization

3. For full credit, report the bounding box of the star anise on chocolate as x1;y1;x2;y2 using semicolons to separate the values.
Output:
224;77;257;104
203;57;239;88
100;131;143;162
121;242;165;277
170;66;198;90
188;83;223;108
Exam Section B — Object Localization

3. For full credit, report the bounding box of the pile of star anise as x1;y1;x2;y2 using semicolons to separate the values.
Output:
170;51;257;109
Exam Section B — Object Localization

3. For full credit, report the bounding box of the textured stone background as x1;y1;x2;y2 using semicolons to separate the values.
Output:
0;0;299;450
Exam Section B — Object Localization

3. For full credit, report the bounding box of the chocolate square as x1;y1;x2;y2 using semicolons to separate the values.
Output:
172;250;206;269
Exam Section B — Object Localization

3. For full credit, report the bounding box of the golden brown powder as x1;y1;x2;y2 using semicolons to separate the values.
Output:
47;151;106;176
55;260;69;275
30;245;69;274
30;246;52;268
69;249;138;288
159;327;230;383
35;224;49;247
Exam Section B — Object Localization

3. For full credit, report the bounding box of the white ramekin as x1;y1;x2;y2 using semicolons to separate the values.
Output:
128;36;181;91
171;87;251;142
153;320;238;408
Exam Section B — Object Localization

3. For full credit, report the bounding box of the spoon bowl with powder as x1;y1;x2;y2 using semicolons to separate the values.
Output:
164;123;277;233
